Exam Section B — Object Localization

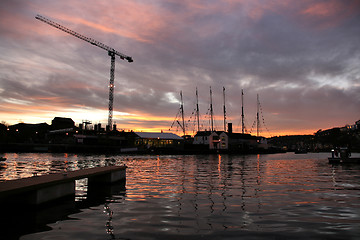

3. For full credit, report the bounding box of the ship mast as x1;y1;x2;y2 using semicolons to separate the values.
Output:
241;89;245;134
196;87;200;132
210;87;214;132
256;94;260;137
180;91;186;137
223;87;226;132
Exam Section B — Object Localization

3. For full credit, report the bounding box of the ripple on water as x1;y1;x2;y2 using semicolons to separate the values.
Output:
1;152;360;240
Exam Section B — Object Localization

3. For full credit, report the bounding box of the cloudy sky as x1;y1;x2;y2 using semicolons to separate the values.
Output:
0;0;359;137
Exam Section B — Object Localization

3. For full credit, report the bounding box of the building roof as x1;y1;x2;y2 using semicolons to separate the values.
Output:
210;131;226;136
194;131;212;137
9;123;49;130
220;132;255;139
134;132;183;140
52;117;74;123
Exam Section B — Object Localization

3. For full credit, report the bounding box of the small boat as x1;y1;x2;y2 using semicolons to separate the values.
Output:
295;149;307;154
328;147;360;164
328;157;360;164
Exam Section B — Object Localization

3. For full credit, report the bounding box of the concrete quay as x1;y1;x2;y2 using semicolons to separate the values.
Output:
0;165;126;205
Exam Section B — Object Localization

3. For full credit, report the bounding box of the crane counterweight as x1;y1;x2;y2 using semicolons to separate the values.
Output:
35;14;133;131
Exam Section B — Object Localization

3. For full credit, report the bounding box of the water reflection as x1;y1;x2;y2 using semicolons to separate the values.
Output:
121;154;267;234
1;179;126;240
0;153;127;182
121;153;359;238
104;202;115;239
75;178;88;201
1;153;360;239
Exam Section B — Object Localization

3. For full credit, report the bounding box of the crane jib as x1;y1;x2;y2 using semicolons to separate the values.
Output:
35;14;133;63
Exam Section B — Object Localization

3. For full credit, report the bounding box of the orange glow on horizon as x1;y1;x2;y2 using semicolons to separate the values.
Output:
0;107;319;137
2;0;357;137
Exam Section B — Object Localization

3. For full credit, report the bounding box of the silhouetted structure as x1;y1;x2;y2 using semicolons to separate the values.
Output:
1;118;359;153
51;117;75;130
6;123;50;144
36;15;133;131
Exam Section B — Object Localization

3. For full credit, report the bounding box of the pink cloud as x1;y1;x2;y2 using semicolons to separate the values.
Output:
1;0;359;135
300;0;360;29
47;1;169;43
220;0;360;30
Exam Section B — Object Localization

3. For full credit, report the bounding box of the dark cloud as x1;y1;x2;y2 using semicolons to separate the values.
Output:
0;0;359;135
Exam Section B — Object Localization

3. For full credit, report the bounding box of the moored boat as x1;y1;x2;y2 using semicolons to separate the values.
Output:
328;157;360;164
328;147;360;164
295;149;307;154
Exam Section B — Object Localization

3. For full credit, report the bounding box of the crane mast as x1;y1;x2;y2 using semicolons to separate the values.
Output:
35;14;133;131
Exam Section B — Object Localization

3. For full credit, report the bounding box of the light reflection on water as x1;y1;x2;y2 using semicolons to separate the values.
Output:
1;152;360;239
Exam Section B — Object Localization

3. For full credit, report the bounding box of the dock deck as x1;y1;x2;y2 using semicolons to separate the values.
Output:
0;165;126;205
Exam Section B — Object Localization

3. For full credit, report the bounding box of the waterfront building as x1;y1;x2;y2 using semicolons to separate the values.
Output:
204;123;267;152
193;131;212;145
208;131;259;151
51;117;75;130
209;131;225;150
134;132;183;150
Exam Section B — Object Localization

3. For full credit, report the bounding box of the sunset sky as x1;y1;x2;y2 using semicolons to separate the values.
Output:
0;0;359;137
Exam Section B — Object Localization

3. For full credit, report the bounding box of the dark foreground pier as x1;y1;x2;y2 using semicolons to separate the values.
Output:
0;165;126;205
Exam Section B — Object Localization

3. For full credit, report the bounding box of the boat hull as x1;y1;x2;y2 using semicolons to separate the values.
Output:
328;157;360;164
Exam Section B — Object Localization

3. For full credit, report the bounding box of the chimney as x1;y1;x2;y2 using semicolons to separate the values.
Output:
228;123;232;134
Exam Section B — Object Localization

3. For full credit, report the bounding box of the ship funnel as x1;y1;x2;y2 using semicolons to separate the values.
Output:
228;123;233;134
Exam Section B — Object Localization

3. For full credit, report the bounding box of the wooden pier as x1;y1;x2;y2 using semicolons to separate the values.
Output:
0;165;126;205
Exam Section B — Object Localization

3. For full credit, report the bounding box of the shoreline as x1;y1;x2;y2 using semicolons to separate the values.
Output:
0;142;286;155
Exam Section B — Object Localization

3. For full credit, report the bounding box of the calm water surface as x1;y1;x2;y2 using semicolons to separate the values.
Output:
1;152;360;239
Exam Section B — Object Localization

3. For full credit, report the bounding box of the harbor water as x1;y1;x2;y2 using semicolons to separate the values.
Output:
1;152;360;239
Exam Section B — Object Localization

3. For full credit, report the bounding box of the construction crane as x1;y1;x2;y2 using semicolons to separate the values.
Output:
35;14;133;131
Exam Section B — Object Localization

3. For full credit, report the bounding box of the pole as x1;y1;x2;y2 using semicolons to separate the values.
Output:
196;87;200;132
223;87;226;132
180;91;186;137
257;94;260;137
241;89;245;134
210;87;214;132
